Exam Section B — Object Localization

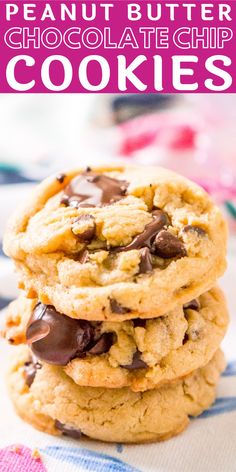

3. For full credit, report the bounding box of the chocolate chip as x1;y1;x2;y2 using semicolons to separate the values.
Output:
183;299;201;311
60;195;70;206
109;298;131;314
88;333;114;355
139;248;153;274
121;351;148;370
56;173;66;184
183;225;206;236
152;208;170;224
113;210;169;253
24;362;36;387
76;322;94;353
26;319;50;344
133;319;147;328
154;230;187;259
77;250;89;264
72;215;96;242
55;420;82;439
26;304;94;365
24;359;42;387
61;172;129;208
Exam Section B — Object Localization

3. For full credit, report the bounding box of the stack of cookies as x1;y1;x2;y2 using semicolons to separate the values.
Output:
3;165;229;443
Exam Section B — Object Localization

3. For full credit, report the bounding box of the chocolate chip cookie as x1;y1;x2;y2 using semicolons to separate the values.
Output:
3;166;227;320
8;346;225;443
5;287;229;391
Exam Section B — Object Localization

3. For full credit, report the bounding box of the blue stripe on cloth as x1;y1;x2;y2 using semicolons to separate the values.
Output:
222;361;236;377
0;166;37;185
42;446;140;472
198;397;236;419
0;242;7;258
0;296;13;310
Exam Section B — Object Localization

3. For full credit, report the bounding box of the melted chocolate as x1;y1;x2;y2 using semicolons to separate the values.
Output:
114;210;168;253
121;351;148;370
24;359;42;387
139;247;153;274
26;303;116;365
154;230;187;259
61;171;128;208
72;214;96;242
88;333;114;355
26;304;94;365
77;249;89;264
109;298;131;314
55;420;82;439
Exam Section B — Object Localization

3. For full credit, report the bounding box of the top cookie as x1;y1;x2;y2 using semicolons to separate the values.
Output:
3;165;227;321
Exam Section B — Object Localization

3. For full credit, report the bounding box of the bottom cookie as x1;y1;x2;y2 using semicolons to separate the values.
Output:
8;347;225;444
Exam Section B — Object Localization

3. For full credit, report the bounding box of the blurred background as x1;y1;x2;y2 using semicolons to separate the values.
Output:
0;93;236;356
1;93;236;227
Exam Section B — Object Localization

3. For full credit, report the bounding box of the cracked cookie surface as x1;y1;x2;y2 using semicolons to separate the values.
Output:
5;287;229;391
3;166;227;320
8;346;225;443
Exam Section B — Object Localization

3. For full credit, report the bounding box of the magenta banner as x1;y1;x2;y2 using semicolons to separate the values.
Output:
0;0;235;93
